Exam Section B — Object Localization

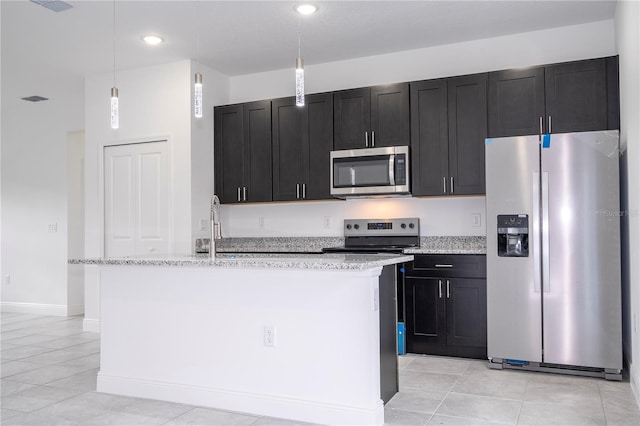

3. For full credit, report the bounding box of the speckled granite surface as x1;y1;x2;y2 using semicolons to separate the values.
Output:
215;237;344;253
404;236;486;254
70;252;413;271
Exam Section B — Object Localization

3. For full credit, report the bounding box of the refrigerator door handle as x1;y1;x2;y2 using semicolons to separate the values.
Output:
533;171;542;293
542;171;550;293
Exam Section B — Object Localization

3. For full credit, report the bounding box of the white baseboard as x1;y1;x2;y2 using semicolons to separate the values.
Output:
97;373;383;425
83;318;100;333
630;365;640;410
1;302;68;316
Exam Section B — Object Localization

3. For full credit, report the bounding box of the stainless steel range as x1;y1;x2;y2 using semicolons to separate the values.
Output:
323;218;420;254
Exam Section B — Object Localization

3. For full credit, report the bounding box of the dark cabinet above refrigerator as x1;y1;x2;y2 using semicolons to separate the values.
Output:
488;56;619;138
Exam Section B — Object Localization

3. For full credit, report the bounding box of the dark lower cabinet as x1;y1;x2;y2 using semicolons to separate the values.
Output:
404;255;487;359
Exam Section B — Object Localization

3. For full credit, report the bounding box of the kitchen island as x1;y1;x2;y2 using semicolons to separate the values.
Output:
80;252;412;425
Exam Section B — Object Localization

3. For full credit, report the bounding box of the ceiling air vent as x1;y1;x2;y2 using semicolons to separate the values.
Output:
21;96;49;102
30;0;73;13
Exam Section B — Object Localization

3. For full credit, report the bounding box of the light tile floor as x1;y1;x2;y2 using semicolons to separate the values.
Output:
1;313;639;425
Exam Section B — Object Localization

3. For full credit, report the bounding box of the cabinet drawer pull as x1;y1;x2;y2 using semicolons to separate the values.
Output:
435;264;453;268
438;280;443;299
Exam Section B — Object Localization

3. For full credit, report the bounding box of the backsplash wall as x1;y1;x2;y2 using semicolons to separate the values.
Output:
219;196;486;238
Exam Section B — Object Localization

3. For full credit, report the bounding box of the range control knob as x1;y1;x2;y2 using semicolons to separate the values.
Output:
354;224;360;230
409;223;415;229
401;223;407;229
346;224;352;230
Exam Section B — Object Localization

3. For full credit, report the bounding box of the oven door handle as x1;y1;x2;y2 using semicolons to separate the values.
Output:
388;154;395;186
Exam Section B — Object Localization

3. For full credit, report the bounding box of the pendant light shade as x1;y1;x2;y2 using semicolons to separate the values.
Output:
295;57;304;107
194;72;203;118
110;87;119;129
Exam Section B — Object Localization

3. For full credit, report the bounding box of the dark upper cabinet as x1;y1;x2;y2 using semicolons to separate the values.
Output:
410;79;449;196
411;74;487;196
214;100;272;204
448;74;487;195
488;67;545;137
333;84;409;150
545;58;608;134
272;93;333;201
488;56;619;137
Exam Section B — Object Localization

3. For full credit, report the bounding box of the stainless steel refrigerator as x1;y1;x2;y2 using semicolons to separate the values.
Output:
485;130;622;380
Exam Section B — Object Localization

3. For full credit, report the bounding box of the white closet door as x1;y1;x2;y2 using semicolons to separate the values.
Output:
104;141;169;257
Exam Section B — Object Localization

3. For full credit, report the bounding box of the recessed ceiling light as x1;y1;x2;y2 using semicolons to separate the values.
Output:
296;4;317;15
142;35;164;46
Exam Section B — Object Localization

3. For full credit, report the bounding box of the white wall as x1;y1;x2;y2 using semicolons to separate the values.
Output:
83;60;225;330
67;131;85;315
615;0;640;404
1;65;84;315
220;20;616;238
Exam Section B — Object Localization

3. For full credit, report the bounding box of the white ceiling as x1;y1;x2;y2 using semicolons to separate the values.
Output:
1;0;617;98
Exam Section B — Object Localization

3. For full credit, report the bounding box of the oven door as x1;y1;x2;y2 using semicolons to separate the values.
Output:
330;146;409;197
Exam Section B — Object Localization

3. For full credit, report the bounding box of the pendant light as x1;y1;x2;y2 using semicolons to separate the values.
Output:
110;0;119;129
295;17;304;107
194;0;203;118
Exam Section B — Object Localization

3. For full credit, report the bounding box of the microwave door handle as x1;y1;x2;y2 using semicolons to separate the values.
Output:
388;154;395;186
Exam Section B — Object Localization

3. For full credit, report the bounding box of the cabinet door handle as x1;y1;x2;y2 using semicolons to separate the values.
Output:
548;115;552;134
372;130;375;147
243;186;247;201
296;183;300;199
446;280;451;299
539;116;543;141
237;187;242;202
365;131;369;147
438;280;443;299
450;177;454;194
302;183;306;199
443;177;447;194
435;264;453;268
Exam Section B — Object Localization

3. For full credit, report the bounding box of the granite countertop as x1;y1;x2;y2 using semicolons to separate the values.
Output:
215;237;344;253
215;236;486;255
70;252;414;271
404;236;486;254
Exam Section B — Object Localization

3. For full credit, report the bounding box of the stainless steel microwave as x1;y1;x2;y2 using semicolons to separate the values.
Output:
330;146;410;197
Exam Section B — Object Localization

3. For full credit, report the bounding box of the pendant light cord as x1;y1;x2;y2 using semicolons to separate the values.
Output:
112;0;116;87
196;0;200;65
297;14;301;58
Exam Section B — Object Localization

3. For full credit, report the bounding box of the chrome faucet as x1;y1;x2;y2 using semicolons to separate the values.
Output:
210;195;222;258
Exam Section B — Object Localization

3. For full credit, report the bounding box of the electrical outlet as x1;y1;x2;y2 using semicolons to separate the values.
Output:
48;223;58;232
323;216;331;229
258;217;265;230
264;325;276;347
471;213;481;227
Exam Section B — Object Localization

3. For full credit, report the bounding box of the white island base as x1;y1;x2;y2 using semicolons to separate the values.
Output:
96;255;407;425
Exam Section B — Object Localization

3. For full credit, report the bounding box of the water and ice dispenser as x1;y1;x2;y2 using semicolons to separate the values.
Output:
497;215;529;257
